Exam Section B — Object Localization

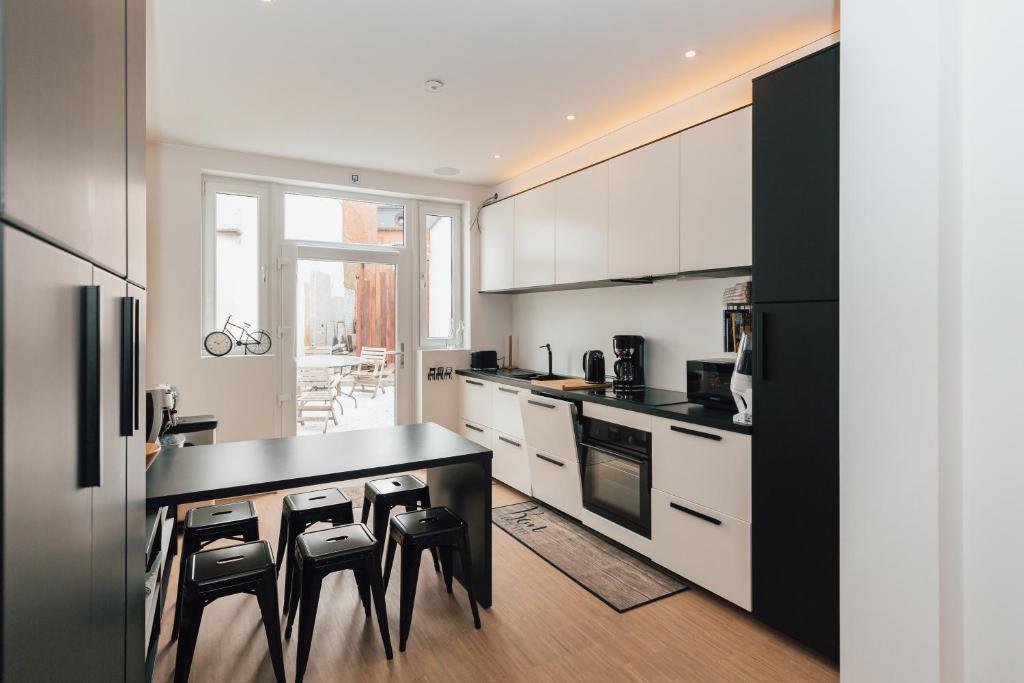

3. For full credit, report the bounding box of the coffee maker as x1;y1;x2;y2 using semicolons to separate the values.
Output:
611;335;645;394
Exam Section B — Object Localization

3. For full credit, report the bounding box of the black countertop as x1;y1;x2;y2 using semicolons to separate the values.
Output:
457;368;752;435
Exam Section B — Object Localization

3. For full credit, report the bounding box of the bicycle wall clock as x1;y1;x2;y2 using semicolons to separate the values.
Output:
204;315;273;356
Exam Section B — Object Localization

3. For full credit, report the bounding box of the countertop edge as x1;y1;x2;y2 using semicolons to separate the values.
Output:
456;369;753;435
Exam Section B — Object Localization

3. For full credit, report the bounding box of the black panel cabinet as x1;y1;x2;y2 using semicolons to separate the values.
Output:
752;301;839;660
752;45;839;304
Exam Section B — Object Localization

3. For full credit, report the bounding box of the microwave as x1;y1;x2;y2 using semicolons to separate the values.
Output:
686;358;736;410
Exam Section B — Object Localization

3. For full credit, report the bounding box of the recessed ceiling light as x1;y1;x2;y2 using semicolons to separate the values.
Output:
424;79;445;93
565;114;576;121
684;50;698;59
493;154;502;160
433;166;460;176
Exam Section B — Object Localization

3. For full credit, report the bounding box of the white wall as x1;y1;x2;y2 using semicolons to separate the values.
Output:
512;277;746;389
842;1;1023;681
147;142;506;442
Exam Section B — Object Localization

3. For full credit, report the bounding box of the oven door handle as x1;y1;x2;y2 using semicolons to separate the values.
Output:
581;440;649;466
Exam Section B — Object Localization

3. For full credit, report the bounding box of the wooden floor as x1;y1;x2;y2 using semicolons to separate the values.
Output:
152;477;837;682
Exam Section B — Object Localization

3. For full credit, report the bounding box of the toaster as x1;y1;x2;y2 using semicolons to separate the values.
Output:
470;350;498;370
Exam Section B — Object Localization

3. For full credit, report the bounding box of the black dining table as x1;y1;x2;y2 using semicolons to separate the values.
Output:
146;422;493;605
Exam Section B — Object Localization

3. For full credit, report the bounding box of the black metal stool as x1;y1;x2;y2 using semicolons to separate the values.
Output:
382;506;481;652
276;487;354;616
284;523;393;682
360;474;440;571
173;500;260;641
174;540;286;683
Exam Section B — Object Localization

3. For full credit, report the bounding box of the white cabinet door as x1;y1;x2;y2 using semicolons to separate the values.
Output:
479;200;514;291
490;382;525;439
555;162;609;284
519;393;578;460
608;134;681;278
679;107;752;271
513;185;556;288
458;420;492;449
529;448;583;518
651;489;751;610
493;432;531;495
652;417;751;522
458;376;492;426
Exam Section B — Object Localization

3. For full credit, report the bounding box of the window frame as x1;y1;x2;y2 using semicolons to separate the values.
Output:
201;177;271;354
277;183;409;249
418;202;463;348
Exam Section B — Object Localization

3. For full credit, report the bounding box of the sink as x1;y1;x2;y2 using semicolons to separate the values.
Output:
507;370;571;381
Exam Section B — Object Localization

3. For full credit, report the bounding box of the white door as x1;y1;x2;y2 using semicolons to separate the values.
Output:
279;243;415;436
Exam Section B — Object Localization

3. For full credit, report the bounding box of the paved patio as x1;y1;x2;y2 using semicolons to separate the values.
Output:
296;379;395;434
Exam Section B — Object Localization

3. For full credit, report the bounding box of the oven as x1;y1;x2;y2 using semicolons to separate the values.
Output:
579;417;652;538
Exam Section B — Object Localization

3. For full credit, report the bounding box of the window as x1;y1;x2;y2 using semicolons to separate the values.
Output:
202;178;269;353
283;191;405;246
420;204;462;346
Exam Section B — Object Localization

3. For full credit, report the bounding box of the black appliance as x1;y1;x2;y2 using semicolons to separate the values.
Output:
470;350;498;370
611;335;645;394
686;358;736;410
582;350;605;383
751;43;839;661
579;417;653;538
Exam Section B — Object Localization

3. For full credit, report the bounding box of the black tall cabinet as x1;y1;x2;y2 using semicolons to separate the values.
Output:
2;0;147;680
751;44;840;661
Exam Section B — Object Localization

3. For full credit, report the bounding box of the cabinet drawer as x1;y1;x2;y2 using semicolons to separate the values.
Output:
529;448;582;519
582;402;651;432
458;377;492;426
519;394;578;460
490;383;525;439
492;431;531;495
652;417;751;522
458;420;492;450
651;489;751;610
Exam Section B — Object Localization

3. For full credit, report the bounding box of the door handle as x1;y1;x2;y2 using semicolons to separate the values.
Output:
81;286;102;487
528;399;556;409
464;423;484;433
497;386;519;395
134;298;141;431
670;502;722;526
756;310;766;381
119;297;134;436
669;425;722;441
497;435;521;448
535;453;564;467
466;380;484;387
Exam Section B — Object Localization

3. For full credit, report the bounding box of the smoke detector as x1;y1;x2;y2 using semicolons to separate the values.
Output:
424;79;445;93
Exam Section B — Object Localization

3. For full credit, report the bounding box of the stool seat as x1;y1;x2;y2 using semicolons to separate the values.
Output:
284;487;350;512
365;474;428;502
391;507;464;541
189;539;274;586
185;500;256;530
298;523;376;561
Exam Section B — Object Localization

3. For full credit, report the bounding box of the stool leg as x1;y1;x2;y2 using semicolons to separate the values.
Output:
439;545;454;594
255;569;287;683
382;533;398;589
398;546;423;652
372;502;390;561
172;532;201;641
243;517;260;543
419;493;442;573
360;498;371;525
366;551;394;660
282;521;303;615
354;569;371;617
294;567;323;683
458;530;482;629
275;512;289;573
173;586;204;683
285;550;303;638
341;503;355;525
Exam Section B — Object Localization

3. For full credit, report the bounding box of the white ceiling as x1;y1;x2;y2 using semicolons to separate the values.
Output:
148;0;838;187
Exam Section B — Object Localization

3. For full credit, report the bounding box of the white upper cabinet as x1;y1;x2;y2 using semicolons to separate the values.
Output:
513;184;556;288
555;162;609;284
679;107;752;271
479;199;515;291
608;134;681;278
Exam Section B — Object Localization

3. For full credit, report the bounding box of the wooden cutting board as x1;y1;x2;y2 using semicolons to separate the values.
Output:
531;378;611;391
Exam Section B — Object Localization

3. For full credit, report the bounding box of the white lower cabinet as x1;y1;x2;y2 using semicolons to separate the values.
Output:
528;448;583;519
491;383;525;439
458;420;491;449
651;488;751;610
492;432;531;495
519;393;578;457
458;377;492;426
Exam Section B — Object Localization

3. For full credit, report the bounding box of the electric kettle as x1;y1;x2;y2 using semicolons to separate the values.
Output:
583;350;605;383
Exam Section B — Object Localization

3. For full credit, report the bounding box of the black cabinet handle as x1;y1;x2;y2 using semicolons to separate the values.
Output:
497;386;519;394
528;399;556;409
670;502;722;526
670;425;722;441
756;310;766;381
120;297;134;437
133;298;141;431
464;423;484;433
466;379;484;387
535;453;564;467
80;286;102;488
497;435;521;448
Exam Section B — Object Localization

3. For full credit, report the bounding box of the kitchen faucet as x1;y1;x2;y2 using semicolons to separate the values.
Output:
539;343;552;378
